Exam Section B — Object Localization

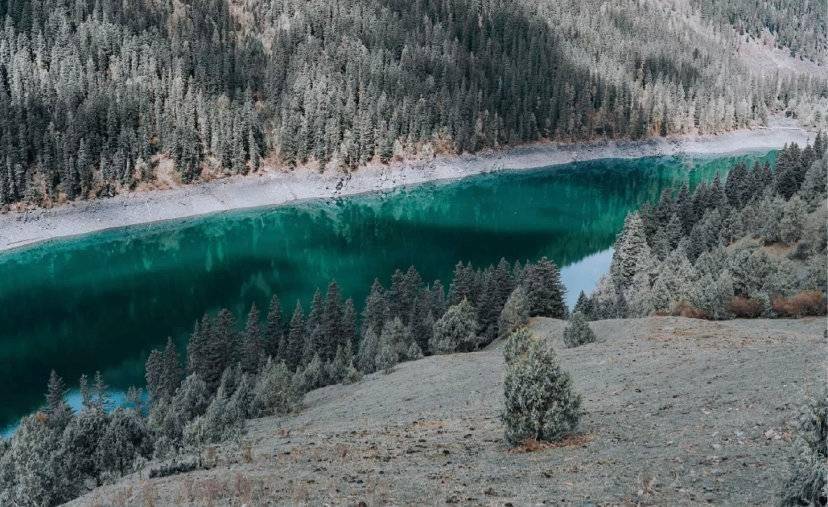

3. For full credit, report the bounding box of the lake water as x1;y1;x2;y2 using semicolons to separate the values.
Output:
0;152;775;430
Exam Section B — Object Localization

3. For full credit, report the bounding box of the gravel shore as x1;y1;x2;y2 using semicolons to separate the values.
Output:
0;121;813;253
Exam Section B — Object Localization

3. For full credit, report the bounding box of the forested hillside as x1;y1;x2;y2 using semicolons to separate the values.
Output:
577;135;828;320
0;0;824;207
690;0;827;62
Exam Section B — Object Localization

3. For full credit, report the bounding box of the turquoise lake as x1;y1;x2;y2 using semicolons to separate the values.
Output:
0;152;775;429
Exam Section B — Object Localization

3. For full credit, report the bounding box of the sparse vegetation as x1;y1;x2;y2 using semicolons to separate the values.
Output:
502;330;583;446
780;391;828;506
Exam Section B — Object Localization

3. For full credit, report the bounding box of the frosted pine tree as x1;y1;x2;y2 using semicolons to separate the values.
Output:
502;335;582;446
498;286;530;339
562;312;596;348
430;299;479;354
610;212;652;290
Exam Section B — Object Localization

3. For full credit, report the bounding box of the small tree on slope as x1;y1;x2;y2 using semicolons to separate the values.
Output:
562;312;596;348
780;391;827;506
499;286;530;339
502;331;583;446
430;299;479;354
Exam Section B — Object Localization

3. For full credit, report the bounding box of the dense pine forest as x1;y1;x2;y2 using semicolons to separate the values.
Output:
577;135;828;320
690;0;827;62
0;0;825;207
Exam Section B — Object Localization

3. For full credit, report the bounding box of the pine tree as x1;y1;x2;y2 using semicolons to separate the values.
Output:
430;280;447;318
92;371;111;412
144;349;164;403
780;195;807;244
780;391;827;506
610;213;652;290
240;303;265;374
572;291;594;319
79;374;93;411
303;289;325;363
562;312;596;348
362;279;388;338
285;301;306;369
499;286;530;338
45;370;71;427
357;327;380;373
523;257;567;318
379;317;412;360
501;335;582;446
320;281;344;360
374;331;399;374
264;295;283;360
430;299;479;354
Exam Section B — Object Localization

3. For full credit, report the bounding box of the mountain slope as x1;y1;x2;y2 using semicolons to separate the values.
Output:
0;0;824;208
71;316;825;505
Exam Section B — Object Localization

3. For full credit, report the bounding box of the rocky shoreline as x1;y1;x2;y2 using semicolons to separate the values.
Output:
0;121;813;253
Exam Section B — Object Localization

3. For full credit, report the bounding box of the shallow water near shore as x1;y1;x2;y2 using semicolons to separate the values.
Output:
0;151;775;430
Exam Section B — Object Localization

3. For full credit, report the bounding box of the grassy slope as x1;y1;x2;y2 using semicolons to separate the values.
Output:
72;316;825;505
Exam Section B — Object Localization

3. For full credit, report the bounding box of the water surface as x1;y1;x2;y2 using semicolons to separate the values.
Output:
0;152;774;428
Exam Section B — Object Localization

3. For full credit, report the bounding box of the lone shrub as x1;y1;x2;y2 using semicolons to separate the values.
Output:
780;392;827;506
501;334;582;446
562;312;596;348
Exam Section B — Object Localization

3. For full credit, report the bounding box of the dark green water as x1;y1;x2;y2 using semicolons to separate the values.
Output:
0;152;774;429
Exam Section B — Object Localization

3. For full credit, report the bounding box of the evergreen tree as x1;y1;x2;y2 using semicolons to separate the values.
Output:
562;312;597;348
374;331;399;374
240;303;265;374
499;286;530;338
285;301;306;369
320;281;344;360
502;334;582;446
572;291;594;320
523;257;567;318
45;370;71;428
362;279;388;338
357;328;380;374
430;299;479;354
609;213;652;289
264;295;283;360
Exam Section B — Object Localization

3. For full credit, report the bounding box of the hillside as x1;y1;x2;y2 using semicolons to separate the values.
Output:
0;0;825;208
71;316;826;505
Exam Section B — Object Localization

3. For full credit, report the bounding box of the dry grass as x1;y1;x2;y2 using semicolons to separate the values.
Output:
240;440;254;464
510;433;593;453
671;301;709;320
728;296;764;318
772;291;827;317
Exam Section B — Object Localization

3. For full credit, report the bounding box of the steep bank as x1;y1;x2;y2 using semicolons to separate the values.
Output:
0;123;813;253
71;315;826;505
